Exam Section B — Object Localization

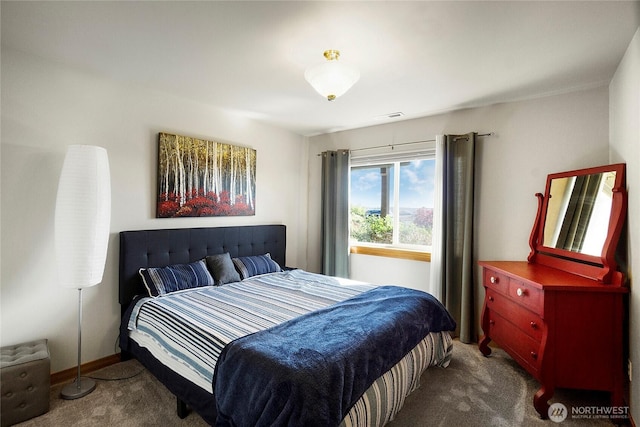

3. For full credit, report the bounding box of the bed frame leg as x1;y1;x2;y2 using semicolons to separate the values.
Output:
177;397;189;419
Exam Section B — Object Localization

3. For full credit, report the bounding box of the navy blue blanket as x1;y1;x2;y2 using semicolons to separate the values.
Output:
213;285;456;427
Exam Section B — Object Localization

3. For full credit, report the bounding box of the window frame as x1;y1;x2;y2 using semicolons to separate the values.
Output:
349;244;431;262
348;145;436;262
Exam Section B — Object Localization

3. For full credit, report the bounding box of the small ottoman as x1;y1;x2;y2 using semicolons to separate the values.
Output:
1;339;50;427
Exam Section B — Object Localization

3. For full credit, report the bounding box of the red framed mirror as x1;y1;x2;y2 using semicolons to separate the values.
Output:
528;163;627;284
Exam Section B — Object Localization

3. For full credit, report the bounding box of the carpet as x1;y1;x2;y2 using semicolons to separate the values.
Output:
15;340;619;426
389;341;616;427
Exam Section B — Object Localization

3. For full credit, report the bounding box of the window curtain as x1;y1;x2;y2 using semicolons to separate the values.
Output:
429;136;445;303
321;149;350;278
430;133;476;343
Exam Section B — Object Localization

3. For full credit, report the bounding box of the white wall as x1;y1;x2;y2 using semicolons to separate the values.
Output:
350;255;431;292
308;87;611;337
0;48;308;372
609;27;639;421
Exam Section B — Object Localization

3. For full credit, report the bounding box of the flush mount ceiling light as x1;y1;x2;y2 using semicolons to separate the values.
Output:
305;50;360;101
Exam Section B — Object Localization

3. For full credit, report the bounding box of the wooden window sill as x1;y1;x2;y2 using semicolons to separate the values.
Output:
350;245;431;262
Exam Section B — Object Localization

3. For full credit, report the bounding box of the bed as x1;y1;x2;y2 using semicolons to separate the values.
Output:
119;225;455;426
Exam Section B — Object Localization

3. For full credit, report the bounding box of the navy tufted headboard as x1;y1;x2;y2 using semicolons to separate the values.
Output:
119;225;286;313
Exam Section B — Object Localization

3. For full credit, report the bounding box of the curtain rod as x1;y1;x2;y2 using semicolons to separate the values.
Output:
318;132;494;156
350;132;494;153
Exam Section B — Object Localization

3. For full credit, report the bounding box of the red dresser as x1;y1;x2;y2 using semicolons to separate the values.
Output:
478;260;627;418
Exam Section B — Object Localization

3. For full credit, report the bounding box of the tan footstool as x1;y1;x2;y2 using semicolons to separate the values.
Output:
1;339;50;427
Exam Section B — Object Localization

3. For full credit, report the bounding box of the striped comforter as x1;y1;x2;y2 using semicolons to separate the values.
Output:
126;269;453;426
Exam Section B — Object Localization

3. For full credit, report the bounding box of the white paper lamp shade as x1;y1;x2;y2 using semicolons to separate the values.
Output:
55;145;111;288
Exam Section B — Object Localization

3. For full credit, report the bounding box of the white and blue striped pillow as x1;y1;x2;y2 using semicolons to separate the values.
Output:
139;259;214;297
232;253;282;280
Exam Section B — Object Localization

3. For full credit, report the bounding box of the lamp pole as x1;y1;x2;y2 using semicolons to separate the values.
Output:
60;288;96;399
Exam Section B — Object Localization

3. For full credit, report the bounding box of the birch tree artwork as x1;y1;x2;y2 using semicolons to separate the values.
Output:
157;132;256;217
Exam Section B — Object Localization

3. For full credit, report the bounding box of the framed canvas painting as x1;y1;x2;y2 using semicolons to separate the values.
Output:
157;132;256;217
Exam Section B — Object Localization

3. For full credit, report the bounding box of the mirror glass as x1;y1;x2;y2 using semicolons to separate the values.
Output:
542;171;616;256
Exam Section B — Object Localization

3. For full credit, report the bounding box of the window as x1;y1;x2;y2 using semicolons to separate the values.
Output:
349;150;435;259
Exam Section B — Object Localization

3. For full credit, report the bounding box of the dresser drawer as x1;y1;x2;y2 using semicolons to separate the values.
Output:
483;269;508;294
485;289;544;342
508;279;543;315
489;311;541;378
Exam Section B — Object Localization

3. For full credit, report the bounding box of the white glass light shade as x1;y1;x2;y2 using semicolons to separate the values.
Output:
305;50;360;101
55;145;111;288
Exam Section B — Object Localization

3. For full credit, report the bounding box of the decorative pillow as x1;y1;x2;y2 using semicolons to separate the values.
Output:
139;259;214;297
205;253;241;285
232;253;282;280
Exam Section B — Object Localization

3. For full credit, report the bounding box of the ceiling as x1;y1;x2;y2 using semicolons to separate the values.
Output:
2;1;639;137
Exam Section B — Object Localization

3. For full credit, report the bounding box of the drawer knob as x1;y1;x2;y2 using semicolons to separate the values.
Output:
490;276;499;284
489;319;495;325
530;321;537;329
488;296;494;302
516;287;527;297
530;351;538;360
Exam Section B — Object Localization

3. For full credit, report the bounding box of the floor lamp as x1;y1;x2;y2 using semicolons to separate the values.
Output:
54;145;111;399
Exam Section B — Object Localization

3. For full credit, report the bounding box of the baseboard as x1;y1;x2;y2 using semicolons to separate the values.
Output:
51;353;121;386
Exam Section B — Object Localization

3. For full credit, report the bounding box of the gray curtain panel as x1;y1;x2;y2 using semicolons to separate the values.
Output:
321;149;350;277
439;132;476;343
